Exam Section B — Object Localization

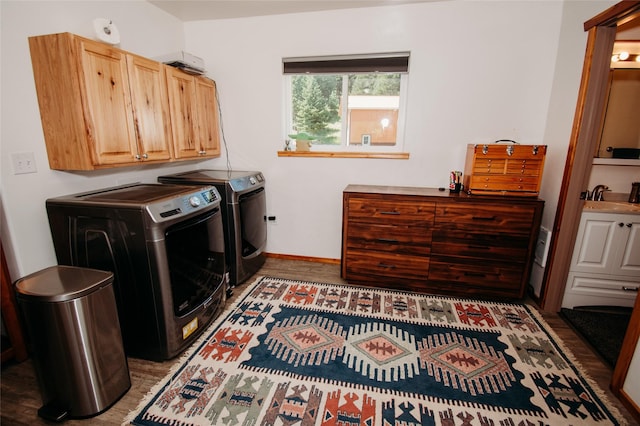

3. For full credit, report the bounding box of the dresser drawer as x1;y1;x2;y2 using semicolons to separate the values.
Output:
431;230;528;261
436;203;536;235
347;223;431;256
347;197;435;225
428;258;523;291
345;250;429;282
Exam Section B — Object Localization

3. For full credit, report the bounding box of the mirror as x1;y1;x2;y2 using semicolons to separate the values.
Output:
596;40;640;159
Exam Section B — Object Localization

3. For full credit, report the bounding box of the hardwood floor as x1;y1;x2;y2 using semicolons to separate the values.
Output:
1;258;635;425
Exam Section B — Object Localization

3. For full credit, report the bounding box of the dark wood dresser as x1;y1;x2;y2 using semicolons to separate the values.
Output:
341;185;544;299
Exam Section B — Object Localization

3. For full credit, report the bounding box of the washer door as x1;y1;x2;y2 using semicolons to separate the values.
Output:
239;187;267;258
165;208;225;317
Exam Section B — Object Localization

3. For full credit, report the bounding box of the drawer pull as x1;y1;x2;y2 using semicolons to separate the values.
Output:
464;272;486;277
469;245;490;250
622;286;639;292
377;238;399;244
472;216;496;221
378;263;396;269
380;211;400;215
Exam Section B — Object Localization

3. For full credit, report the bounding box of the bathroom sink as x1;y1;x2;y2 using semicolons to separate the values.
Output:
583;200;640;213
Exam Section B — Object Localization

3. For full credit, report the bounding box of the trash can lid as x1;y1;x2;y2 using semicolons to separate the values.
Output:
15;265;114;302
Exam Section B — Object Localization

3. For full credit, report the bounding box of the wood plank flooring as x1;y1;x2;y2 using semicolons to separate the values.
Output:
1;258;635;425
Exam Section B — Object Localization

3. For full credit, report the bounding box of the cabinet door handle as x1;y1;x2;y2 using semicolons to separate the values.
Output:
198;150;207;155
622;286;639;292
618;222;624;227
142;153;148;159
626;223;632;228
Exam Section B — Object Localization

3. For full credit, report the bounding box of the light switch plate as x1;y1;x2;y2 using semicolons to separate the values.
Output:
12;152;37;174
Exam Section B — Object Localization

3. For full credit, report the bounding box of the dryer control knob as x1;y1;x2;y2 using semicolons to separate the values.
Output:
189;196;201;207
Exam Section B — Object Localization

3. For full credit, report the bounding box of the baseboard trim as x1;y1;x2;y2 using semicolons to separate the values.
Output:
264;252;341;265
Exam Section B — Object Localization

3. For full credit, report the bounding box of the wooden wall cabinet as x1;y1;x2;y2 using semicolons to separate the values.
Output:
342;185;544;299
165;67;221;159
29;32;173;170
29;32;221;171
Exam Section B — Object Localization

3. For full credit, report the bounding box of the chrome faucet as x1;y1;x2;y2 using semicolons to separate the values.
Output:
591;184;609;201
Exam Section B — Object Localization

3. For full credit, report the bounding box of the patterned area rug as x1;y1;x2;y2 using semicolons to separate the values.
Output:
125;277;624;426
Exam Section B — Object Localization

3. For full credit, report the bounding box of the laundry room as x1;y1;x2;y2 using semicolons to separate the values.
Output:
2;0;640;425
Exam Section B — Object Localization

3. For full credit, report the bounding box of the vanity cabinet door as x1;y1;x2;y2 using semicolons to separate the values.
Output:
571;212;640;277
618;218;640;275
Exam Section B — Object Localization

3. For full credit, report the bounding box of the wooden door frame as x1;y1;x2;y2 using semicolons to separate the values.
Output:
538;2;640;421
540;1;640;313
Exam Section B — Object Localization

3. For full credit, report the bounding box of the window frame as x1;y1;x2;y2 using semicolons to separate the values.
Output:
282;52;410;156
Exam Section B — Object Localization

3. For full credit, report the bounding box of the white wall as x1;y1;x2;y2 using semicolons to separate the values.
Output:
0;0;191;278
0;0;620;283
182;1;612;259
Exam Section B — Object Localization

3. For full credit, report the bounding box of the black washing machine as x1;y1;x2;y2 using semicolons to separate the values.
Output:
46;183;227;361
158;170;267;287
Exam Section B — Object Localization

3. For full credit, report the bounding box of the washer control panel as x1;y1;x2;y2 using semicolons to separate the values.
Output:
229;173;265;193
147;186;221;222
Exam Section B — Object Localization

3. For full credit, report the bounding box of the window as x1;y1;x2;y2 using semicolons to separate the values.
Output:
283;52;410;153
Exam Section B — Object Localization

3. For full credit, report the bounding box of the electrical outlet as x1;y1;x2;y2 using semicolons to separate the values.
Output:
12;152;37;174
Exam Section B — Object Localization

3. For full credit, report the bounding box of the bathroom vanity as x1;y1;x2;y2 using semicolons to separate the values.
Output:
562;201;640;309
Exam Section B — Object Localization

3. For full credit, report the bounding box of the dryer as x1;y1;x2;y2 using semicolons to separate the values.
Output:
158;170;267;287
46;183;227;361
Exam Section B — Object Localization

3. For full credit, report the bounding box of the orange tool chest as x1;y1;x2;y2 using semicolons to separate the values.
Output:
463;142;547;197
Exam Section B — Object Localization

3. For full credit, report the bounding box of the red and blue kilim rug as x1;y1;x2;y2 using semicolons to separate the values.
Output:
126;276;625;426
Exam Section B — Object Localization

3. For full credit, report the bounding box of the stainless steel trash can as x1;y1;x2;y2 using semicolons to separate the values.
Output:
15;265;130;421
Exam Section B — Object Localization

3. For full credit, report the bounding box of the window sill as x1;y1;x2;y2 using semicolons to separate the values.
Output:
277;151;410;159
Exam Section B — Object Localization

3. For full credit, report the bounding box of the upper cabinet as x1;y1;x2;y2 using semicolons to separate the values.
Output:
165;67;221;159
28;33;220;171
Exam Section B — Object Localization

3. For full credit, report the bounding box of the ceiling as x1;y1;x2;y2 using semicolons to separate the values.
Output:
149;0;438;21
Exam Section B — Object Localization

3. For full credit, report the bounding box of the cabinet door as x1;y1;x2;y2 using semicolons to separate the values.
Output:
572;212;640;277
126;55;172;161
166;66;199;158
617;217;640;276
572;214;618;274
78;39;139;165
195;77;221;157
